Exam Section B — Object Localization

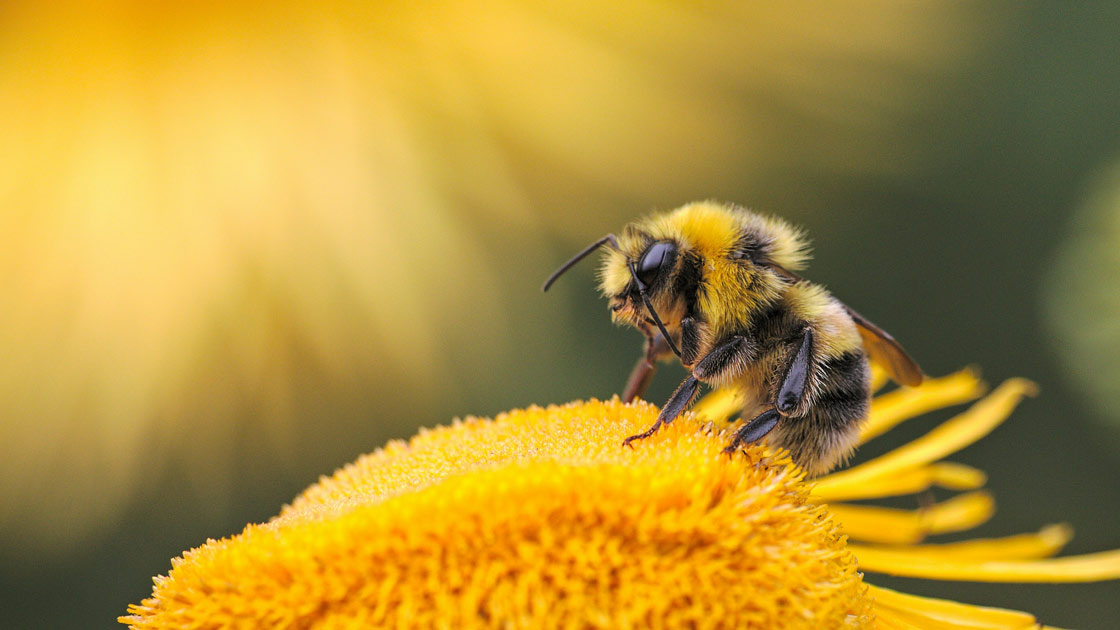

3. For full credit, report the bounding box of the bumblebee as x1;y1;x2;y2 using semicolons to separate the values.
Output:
543;201;922;475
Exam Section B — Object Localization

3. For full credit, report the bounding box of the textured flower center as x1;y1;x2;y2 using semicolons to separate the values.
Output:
123;399;869;629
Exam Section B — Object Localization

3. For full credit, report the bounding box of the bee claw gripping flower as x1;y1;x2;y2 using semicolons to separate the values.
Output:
122;372;1120;630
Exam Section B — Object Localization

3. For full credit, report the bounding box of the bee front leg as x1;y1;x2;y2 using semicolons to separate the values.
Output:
679;316;701;366
622;317;701;402
621;332;672;403
690;334;754;385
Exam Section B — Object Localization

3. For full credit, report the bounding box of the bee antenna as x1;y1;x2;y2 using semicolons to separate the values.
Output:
629;264;683;359
542;232;682;360
541;234;621;292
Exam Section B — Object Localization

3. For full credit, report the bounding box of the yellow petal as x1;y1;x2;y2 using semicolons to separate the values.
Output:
874;607;1038;630
817;379;1036;499
873;609;929;630
870;361;890;394
860;368;988;444
855;546;1120;583
850;524;1073;565
813;462;986;502
691;385;743;424
828;491;994;544
868;584;1040;629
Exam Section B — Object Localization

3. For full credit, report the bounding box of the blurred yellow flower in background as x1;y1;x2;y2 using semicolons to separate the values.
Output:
122;371;1120;629
0;1;995;556
1045;160;1120;442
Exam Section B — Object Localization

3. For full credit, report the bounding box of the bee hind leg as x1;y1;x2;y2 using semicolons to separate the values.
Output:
723;328;813;454
776;327;814;415
723;409;780;454
623;375;700;447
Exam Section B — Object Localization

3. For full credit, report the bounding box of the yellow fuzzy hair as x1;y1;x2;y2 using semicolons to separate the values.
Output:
631;201;810;267
601;202;814;337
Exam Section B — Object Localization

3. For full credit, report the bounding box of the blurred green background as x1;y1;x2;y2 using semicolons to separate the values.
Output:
2;2;1119;628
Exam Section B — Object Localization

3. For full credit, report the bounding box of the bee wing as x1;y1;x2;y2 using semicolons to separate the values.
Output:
840;304;923;387
765;263;923;387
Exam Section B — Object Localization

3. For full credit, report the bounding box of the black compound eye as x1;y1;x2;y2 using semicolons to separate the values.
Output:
635;241;677;287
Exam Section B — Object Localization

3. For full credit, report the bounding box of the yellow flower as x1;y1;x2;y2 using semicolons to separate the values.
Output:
121;369;1120;629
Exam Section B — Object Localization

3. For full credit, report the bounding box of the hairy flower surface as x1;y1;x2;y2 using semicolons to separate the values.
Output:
123;369;1120;629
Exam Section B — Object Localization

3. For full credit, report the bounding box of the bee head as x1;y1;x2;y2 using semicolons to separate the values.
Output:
542;202;810;357
601;238;683;325
542;231;688;358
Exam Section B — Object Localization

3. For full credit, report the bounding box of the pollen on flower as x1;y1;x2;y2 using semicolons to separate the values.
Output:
121;399;871;630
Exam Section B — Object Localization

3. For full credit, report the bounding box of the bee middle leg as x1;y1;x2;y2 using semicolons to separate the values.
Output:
622;332;748;446
622;375;700;447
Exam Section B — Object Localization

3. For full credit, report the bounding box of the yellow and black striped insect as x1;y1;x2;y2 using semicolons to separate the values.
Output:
543;201;922;475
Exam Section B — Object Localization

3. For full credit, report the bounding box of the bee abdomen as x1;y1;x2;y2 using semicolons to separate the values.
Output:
767;350;870;476
813;350;871;422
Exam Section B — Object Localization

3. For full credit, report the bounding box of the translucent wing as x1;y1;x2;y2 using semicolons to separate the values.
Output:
841;304;923;387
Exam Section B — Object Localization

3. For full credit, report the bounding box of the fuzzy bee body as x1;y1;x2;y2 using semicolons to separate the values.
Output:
698;289;870;475
544;201;921;475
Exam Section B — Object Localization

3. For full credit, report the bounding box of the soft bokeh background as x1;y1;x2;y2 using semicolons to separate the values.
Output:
2;2;1119;627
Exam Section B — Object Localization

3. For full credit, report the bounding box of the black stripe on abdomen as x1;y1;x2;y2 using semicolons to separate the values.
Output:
813;350;871;425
